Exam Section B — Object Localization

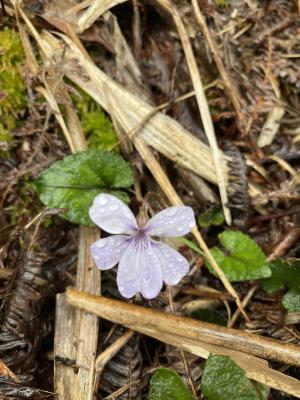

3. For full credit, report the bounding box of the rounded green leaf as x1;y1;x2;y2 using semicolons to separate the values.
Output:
205;231;271;282
201;355;269;400
34;149;133;226
261;259;300;293
149;368;193;400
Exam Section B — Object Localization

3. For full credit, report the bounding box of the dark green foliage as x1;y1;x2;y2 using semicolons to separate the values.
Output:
201;355;269;400
34;149;133;226
261;260;300;312
148;368;193;400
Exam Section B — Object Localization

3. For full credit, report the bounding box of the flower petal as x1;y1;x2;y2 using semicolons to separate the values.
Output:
145;206;195;237
91;235;129;270
117;236;163;299
152;241;190;285
89;193;138;234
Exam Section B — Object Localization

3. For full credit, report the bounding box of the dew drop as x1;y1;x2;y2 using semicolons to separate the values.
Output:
96;241;107;248
176;226;184;232
98;196;108;205
165;208;177;216
110;204;119;211
172;272;181;281
94;255;99;260
189;221;195;228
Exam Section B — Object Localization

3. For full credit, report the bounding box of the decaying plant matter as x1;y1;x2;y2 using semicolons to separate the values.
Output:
1;0;300;399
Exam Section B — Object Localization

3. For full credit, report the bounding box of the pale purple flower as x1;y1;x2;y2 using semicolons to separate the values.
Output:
89;193;196;299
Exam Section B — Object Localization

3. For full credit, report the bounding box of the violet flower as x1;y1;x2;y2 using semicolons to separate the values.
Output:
89;193;196;299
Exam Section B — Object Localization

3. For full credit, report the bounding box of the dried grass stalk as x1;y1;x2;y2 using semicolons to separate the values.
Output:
66;289;300;398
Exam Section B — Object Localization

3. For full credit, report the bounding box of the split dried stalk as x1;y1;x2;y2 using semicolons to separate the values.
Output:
77;0;127;33
52;93;100;399
66;289;300;397
157;0;231;224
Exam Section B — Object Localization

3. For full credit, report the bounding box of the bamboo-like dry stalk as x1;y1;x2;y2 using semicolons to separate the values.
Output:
66;289;300;366
66;289;300;397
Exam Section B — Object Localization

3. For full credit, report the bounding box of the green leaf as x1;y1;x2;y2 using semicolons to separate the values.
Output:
282;290;300;312
198;207;225;228
261;260;300;312
149;368;193;400
205;231;271;282
201;355;269;400
261;259;300;293
34;149;133;226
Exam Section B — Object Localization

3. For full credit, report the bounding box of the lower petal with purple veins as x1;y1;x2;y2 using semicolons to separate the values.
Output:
91;235;129;270
117;235;163;299
152;241;190;285
140;242;163;299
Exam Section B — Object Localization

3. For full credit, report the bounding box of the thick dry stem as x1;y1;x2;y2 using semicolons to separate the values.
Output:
66;289;300;397
66;289;300;367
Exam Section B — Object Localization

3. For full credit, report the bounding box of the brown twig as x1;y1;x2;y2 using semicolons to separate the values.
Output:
191;0;244;131
66;289;300;367
66;289;300;397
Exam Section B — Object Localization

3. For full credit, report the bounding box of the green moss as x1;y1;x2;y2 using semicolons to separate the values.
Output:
72;87;117;150
4;176;40;225
0;28;26;136
214;0;229;7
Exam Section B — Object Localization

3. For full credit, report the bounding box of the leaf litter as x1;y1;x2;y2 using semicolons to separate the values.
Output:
0;0;300;399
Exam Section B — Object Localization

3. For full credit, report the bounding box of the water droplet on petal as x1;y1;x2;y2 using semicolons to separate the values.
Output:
165;208;177;216
99;196;108;205
176;226;184;232
96;241;106;248
172;272;181;281
110;204;119;211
